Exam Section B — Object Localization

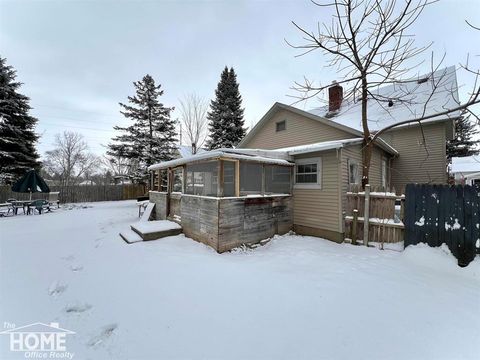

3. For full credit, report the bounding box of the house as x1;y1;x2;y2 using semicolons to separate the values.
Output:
451;155;480;185
147;67;459;252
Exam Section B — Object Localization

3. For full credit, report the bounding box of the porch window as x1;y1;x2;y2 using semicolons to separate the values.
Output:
295;158;322;188
240;162;263;194
348;160;360;185
185;161;218;197
223;161;236;197
265;165;291;194
159;169;168;192
172;167;183;193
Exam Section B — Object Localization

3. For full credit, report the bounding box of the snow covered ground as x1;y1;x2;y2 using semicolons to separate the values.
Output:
1;200;479;360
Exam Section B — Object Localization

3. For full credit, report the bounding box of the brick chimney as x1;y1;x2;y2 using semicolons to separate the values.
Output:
328;81;343;112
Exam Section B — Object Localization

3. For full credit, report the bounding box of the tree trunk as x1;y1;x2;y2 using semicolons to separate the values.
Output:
361;74;371;189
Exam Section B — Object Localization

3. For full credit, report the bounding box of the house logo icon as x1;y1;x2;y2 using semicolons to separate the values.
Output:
0;322;75;355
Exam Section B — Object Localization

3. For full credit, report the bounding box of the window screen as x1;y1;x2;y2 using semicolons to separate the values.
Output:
265;165;291;194
276;120;286;132
159;169;168;192
172;168;183;193
240;162;262;194
185;161;218;196
223;161;236;197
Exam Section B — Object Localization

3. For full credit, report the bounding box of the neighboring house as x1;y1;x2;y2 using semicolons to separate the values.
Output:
175;145;206;159
147;67;459;250
78;180;96;186
451;155;480;185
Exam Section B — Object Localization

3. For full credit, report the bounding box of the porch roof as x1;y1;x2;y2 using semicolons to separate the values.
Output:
148;148;294;170
274;137;398;156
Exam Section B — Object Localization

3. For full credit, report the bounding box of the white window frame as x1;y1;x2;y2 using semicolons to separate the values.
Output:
348;159;360;185
294;157;322;189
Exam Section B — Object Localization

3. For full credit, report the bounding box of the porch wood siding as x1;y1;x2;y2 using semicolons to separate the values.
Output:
383;122;448;192
240;109;354;149
218;196;293;253
180;195;219;250
292;150;342;234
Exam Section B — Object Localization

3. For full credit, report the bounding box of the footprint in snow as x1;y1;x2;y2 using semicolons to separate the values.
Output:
64;302;92;314
70;264;83;272
61;254;75;262
48;281;67;297
87;324;118;347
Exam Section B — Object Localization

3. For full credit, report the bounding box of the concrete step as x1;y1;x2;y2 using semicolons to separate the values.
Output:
119;229;143;244
131;220;182;241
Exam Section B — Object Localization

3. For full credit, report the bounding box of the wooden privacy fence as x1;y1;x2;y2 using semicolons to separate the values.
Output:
0;184;146;204
345;185;405;244
404;184;479;266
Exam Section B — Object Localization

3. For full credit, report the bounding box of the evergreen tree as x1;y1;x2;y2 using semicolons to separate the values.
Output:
206;66;246;149
107;75;176;183
0;57;40;183
447;116;480;159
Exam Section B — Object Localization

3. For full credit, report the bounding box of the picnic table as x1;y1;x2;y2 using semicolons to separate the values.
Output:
0;202;14;217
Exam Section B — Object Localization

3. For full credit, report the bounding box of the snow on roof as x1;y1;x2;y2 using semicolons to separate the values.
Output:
149;148;294;170
150;138;399;170
309;66;460;133
275;137;398;156
451;155;480;173
275;138;363;155
177;145;206;158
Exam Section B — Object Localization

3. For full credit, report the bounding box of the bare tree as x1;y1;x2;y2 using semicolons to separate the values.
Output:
44;131;100;186
102;154;136;184
179;93;208;154
288;0;480;188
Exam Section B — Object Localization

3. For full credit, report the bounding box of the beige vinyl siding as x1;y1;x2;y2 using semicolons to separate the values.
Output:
292;150;342;234
241;109;355;149
382;122;448;192
340;145;390;216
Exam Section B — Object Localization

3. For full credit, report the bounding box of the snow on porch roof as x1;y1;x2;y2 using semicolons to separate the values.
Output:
275;137;398;156
148;148;294;170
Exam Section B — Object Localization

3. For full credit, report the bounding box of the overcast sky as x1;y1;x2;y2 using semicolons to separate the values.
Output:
1;0;479;157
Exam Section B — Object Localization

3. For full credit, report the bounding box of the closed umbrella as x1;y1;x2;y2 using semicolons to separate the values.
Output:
11;169;50;200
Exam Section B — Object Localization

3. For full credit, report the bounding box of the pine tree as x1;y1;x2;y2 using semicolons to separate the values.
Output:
447;116;480;159
0;57;40;183
107;75;177;183
206;66;246;149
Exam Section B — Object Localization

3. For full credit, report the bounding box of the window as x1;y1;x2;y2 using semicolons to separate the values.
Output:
276;120;286;132
172;167;183;193
348;160;360;185
223;161;236;197
265;165;291;194
295;158;321;188
240;162;262;194
185;161;218;196
381;158;388;188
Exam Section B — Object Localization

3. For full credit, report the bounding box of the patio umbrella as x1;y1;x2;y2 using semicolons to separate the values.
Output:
11;169;50;200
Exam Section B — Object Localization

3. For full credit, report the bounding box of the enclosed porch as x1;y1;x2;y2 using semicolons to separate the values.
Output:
148;149;295;252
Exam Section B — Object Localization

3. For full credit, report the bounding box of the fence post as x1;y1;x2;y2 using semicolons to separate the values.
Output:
363;184;370;246
352;209;358;245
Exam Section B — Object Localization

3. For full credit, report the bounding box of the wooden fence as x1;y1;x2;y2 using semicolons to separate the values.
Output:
404;184;479;266
345;185;405;244
0;184;146;204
